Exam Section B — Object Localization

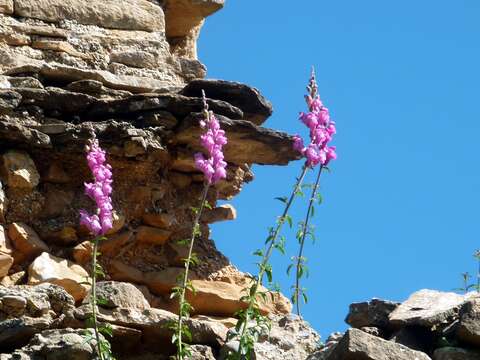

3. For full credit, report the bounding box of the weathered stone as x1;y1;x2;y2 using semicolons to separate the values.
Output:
135;225;172;245
175;114;300;165
45;226;78;245
389;290;472;328
320;328;431;360
164;0;224;37
14;0;165;32
7;77;43;89
99;231;134;257
2;151;40;189
42;188;74;218
0;0;13;14
142;212;175;229
190;344;216;360
0;182;8;223
8;223;49;261
28;252;90;302
0;271;25;287
31;40;89;59
72;241;92;264
164;242;189;266
201;204;237;223
0;90;21;114
457;297;480;347
0;253;13;278
182;79;273;125
43;162;71;184
2;328;98;360
0;224;12;255
389;326;435;353
345;298;399;329
105;211;125;235
83;281;150;310
433;347;480;360
1;295;27;317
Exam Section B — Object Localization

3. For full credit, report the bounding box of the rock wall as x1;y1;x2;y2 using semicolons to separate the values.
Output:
311;289;480;360
0;1;320;359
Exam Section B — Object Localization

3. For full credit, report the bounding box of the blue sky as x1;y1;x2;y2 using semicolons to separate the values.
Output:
198;1;480;337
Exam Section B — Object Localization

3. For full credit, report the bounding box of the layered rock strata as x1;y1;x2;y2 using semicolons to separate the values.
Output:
0;1;316;359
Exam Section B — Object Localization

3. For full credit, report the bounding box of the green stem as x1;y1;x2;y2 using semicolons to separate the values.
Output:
91;236;105;360
294;165;323;316
236;164;309;358
176;183;210;360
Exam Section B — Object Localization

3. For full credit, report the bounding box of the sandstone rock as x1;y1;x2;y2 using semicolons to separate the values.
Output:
389;326;435;353
182;79;273;125
319;328;431;360
105;211;125;235
8;223;49;261
6;76;43;89
1;328;99;360
164;242;189;266
136;225;172;245
433;347;480;360
38;64;175;93
15;0;165;32
222;314;320;360
190;344;216;360
345;298;399;329
0;90;21;114
74;305;228;349
0;253;13;278
72;241;93;264
201;204;237;223
0;224;12;255
83;281;150;310
142;212;175;229
389;289;471;328
43;162;71;183
45;226;78;246
0;271;26;287
28;252;90;302
164;0;224;37
0;0;13;14
0;182;7;222
175;114;300;166
99;231;134;257
0;284;75;351
2;151;40;189
457;297;480;347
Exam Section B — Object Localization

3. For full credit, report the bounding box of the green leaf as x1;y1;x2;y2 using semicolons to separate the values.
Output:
274;196;288;204
286;263;294;276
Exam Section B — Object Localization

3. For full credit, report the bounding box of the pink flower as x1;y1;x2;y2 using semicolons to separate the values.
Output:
195;112;228;185
80;136;114;236
293;70;337;167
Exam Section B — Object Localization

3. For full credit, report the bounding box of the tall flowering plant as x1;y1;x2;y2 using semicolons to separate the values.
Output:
289;69;336;315
171;91;227;360
80;131;115;360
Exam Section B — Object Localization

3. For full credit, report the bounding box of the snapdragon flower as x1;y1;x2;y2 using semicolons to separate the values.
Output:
293;71;337;167
194;111;228;184
80;135;113;236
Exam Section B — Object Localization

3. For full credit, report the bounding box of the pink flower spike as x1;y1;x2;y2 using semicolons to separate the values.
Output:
79;136;114;237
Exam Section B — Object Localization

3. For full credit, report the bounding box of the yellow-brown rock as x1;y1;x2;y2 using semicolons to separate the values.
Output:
8;222;49;260
2;150;40;189
28;252;90;301
135;226;171;245
0;0;13;14
0;252;13;278
105;211;125;235
72;240;93;264
43;162;71;183
99;231;133;257
142;212;175;229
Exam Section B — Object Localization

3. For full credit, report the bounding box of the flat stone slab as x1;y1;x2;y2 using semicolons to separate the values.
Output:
14;0;165;32
389;289;474;328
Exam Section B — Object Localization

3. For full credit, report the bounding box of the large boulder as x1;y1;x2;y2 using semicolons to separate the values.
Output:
82;281;150;310
345;298;399;329
317;328;432;360
8;223;49;262
456;297;480;347
389;290;472;328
